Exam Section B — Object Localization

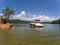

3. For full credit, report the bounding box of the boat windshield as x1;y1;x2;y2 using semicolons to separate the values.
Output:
33;21;40;23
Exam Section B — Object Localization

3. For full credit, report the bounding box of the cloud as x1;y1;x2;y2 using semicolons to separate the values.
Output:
10;11;26;19
0;13;4;16
24;15;58;22
11;11;59;22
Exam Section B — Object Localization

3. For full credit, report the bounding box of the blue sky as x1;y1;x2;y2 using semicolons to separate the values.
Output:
0;0;60;21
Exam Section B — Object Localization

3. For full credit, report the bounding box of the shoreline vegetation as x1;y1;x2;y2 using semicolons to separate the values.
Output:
9;19;60;24
51;19;60;24
8;20;51;24
9;20;31;24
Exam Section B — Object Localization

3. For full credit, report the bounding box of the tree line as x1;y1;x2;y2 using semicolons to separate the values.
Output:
51;19;60;24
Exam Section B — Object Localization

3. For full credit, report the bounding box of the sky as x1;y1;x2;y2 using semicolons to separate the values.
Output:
0;0;60;22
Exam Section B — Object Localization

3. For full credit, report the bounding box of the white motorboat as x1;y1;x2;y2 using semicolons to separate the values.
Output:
30;19;44;27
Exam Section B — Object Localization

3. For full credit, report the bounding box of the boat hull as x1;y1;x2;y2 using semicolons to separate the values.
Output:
30;24;44;28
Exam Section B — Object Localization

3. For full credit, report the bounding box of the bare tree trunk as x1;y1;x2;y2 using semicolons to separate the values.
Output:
7;15;9;20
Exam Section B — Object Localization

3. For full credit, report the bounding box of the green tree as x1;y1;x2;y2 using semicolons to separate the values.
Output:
51;19;60;24
2;7;15;20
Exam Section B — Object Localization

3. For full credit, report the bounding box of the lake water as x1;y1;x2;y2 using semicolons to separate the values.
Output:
0;24;60;45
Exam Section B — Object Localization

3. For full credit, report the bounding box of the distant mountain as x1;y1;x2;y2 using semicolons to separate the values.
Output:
9;19;60;24
9;19;31;24
41;22;51;24
9;19;51;24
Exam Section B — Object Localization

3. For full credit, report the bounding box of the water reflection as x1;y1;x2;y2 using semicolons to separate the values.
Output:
31;27;43;31
0;29;11;45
